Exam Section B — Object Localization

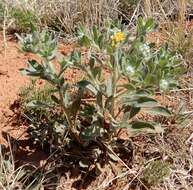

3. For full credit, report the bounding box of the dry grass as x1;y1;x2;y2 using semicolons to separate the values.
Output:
0;140;44;189
1;0;120;35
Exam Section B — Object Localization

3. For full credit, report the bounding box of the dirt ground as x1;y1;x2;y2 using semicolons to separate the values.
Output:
0;35;30;144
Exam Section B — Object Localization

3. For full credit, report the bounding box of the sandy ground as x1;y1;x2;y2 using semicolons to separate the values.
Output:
0;35;31;144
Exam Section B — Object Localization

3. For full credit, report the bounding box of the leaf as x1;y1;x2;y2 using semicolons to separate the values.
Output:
51;95;60;104
59;58;68;70
137;16;143;30
98;35;104;49
108;152;119;162
70;88;83;118
19;68;41;77
86;84;98;95
77;80;91;88
92;66;101;78
135;96;158;107
145;18;154;31
95;163;103;175
27;60;43;71
70;51;81;64
80;125;106;141
77;80;97;95
131;121;155;130
80;35;90;47
26;100;52;109
144;106;171;117
119;121;132;129
105;96;113;111
20;60;45;77
89;56;95;68
119;83;135;91
92;25;98;43
122;106;141;122
54;122;67;134
59;77;65;86
96;92;103;109
123;95;158;108
106;76;113;97
129;107;141;119
79;160;89;168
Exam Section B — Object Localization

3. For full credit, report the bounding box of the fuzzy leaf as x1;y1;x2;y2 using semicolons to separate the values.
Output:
123;96;158;108
108;152;119;162
129;107;141;119
27;100;51;109
131;121;155;130
79;160;89;168
80;125;106;141
144;106;171;117
51;95;60;104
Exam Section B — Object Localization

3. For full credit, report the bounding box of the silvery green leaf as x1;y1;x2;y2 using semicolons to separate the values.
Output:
54;123;67;134
106;76;113;97
80;125;106;141
108;152;119;162
123;96;158;108
131;121;155;130
144;106;171;117
79;160;89;168
19;68;42;77
95;163;103;175
27;60;44;71
129;107;141;119
126;65;135;74
105;96;113;111
27;100;52;109
87;84;98;95
160;79;169;91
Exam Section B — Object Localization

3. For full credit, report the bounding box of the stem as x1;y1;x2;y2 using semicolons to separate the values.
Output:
58;87;81;143
110;55;117;118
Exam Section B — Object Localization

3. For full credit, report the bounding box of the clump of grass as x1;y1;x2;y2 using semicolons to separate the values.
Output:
19;79;56;126
2;0;121;35
10;7;38;33
160;0;193;66
19;80;53;109
0;144;43;189
141;160;171;186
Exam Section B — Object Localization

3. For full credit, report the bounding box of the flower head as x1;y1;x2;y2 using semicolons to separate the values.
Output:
111;31;125;47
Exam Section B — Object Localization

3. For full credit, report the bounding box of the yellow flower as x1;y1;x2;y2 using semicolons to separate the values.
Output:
111;31;125;47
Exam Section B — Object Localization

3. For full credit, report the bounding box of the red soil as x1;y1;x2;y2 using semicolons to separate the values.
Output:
0;36;30;144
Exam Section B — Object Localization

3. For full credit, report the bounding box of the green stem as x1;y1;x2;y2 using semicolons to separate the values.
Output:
110;55;117;118
58;87;81;144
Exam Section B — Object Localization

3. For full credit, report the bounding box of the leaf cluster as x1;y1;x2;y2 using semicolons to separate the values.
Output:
18;18;184;173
